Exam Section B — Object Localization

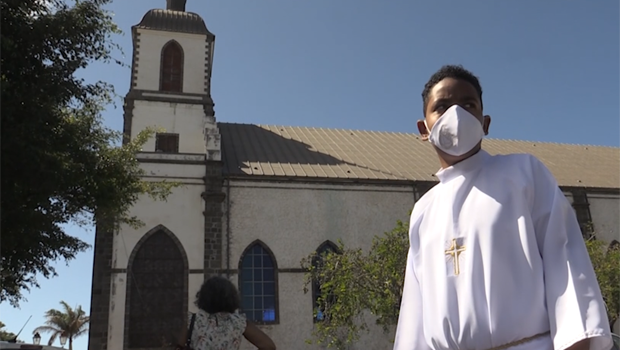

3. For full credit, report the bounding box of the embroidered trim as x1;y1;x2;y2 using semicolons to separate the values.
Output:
485;331;550;350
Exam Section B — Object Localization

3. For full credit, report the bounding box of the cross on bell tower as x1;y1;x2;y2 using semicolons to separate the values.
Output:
166;0;186;11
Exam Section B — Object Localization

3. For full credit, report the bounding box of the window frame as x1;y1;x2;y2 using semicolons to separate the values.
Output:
125;225;189;349
155;133;180;153
311;240;341;323
159;40;184;93
238;240;280;325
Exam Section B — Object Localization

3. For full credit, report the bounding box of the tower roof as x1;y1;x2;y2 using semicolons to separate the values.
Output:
136;3;210;35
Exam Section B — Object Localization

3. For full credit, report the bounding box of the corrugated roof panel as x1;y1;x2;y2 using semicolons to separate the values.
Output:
218;123;619;188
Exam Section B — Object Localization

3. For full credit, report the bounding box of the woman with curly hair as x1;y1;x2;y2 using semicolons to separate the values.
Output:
179;276;276;350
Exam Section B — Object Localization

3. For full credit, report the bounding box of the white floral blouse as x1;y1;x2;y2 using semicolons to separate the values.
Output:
187;310;247;350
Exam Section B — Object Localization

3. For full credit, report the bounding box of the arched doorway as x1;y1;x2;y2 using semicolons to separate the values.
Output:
126;225;188;349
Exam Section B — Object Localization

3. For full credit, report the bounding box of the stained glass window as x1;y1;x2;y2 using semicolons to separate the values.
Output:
312;241;339;322
239;242;278;324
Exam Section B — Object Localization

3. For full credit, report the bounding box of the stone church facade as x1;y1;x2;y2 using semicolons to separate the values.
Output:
87;1;620;349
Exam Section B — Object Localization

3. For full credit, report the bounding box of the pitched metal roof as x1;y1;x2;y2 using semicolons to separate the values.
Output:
219;123;620;189
135;9;210;35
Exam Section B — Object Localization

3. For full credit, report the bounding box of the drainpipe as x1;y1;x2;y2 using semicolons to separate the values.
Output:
226;180;231;278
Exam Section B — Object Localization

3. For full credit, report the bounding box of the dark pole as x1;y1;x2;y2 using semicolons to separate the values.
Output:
166;0;187;11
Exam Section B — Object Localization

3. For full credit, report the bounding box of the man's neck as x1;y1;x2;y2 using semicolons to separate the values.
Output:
437;146;482;169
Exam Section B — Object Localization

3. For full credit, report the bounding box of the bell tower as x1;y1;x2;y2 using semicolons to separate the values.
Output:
88;2;225;350
123;0;219;159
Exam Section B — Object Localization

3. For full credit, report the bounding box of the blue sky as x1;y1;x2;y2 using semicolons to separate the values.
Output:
2;0;618;348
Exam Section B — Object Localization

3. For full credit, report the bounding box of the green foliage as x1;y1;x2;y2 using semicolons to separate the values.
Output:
33;301;89;350
301;221;409;349
1;0;177;306
0;321;18;342
585;237;620;327
303;219;620;349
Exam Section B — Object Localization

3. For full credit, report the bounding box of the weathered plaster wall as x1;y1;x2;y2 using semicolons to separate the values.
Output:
106;158;205;349
99;172;619;350
135;29;207;94
130;101;207;154
222;183;619;349
225;180;415;350
588;194;620;243
588;194;620;335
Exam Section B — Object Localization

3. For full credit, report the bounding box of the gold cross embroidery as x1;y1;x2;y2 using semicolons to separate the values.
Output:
445;239;466;276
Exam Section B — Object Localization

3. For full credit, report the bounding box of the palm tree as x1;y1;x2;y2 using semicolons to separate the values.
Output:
33;301;89;350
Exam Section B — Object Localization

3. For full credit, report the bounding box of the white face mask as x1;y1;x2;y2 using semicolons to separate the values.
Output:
424;105;484;156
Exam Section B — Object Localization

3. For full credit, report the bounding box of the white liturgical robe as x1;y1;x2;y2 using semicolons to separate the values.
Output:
393;150;612;350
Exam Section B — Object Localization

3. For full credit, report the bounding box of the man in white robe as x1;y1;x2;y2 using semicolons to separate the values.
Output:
393;65;612;350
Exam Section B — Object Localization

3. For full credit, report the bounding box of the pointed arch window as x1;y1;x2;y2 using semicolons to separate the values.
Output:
160;40;184;92
126;225;188;348
312;241;340;322
238;241;278;324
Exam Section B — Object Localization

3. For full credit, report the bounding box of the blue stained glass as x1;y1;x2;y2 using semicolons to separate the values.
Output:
316;310;324;321
263;309;275;322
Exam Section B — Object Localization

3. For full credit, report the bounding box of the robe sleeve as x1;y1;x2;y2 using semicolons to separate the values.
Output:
530;156;613;350
393;245;431;350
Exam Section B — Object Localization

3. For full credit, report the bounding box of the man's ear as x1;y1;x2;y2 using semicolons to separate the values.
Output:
417;120;429;141
482;115;491;136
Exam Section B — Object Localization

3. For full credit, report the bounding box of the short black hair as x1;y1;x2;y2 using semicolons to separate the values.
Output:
195;276;240;314
421;65;483;113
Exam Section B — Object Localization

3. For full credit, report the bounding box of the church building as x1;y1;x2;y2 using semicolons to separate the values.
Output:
87;1;620;349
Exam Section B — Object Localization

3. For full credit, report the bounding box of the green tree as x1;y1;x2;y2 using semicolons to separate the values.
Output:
1;0;175;306
0;321;18;342
303;221;620;349
586;237;620;327
33;301;89;350
301;221;408;349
